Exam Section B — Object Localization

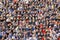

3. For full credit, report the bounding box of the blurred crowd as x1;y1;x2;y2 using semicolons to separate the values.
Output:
0;0;60;40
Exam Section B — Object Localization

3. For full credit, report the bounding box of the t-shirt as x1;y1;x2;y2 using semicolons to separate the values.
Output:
42;29;46;34
42;37;45;40
40;24;43;28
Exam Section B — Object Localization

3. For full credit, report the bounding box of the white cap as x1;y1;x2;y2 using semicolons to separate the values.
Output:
6;18;11;22
12;36;15;39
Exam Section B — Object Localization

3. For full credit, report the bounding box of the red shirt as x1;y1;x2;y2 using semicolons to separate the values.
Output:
42;37;45;40
57;37;60;40
40;24;43;28
42;29;46;34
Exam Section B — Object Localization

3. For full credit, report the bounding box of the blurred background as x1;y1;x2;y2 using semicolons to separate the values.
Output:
0;0;60;40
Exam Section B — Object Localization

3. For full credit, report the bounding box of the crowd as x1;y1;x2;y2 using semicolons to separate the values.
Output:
0;0;60;40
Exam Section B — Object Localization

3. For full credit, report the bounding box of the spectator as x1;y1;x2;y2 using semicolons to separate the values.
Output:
0;0;60;40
